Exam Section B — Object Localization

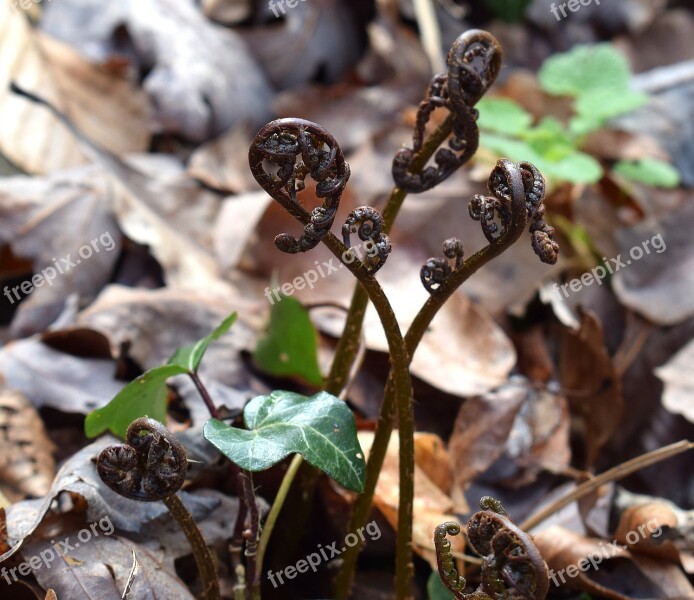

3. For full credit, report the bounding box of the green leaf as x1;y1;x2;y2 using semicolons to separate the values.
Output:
203;390;366;492
253;295;323;386
540;151;604;184
84;364;187;438
480;132;603;184
574;88;648;128
613;158;681;188
519;117;575;160
477;98;533;136
427;571;454;600
169;312;237;371
539;44;635;98
482;0;532;22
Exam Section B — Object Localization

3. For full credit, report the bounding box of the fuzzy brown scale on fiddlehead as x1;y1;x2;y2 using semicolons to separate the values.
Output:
97;418;187;502
435;497;549;600
392;30;503;193
249;118;350;254
342;206;391;274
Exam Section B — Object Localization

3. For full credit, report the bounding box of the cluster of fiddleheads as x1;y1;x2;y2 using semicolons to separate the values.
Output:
248;118;391;272
435;497;549;600
392;30;503;193
97;417;187;502
422;160;558;294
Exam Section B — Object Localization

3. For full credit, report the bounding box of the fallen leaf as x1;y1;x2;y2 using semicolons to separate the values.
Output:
358;431;464;570
24;533;195;600
0;389;55;499
0;1;150;173
0;337;124;414
41;0;272;142
655;338;694;423
612;202;694;325
559;307;623;468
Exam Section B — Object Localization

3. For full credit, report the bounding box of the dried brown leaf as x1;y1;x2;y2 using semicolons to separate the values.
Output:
0;2;149;173
559;307;623;467
0;390;55;499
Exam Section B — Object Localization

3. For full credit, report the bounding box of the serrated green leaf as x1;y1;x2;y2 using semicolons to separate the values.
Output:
477;98;533;136
84;364;187;438
480;132;603;184
169;312;237;371
613;158;681;188
540;151;604;184
520;117;575;160
480;132;545;164
253;295;323;386
574;88;648;127
203;390;366;491
539;44;634;98
427;571;454;600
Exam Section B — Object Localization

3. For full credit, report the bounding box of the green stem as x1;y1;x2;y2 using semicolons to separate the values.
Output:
163;494;221;600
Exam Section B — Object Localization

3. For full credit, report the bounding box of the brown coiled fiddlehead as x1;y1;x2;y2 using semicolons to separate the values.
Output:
422;160;558;294
97;417;187;501
342;206;392;273
97;418;220;600
392;30;503;193
435;497;549;600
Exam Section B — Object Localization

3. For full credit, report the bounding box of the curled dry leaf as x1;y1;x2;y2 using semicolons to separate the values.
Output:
448;378;570;507
240;0;363;90
0;1;149;173
0;166;122;336
655;337;694;423
559;307;623;468
41;0;272;142
0;390;55;499
0;337;124;415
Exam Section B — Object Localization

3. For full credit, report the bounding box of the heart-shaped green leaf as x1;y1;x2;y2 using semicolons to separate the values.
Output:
84;364;187;438
203;390;365;492
168;312;237;371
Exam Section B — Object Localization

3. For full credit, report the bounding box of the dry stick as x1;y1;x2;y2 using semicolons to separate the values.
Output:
519;440;694;532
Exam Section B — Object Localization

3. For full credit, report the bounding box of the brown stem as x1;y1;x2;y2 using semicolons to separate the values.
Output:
164;494;221;600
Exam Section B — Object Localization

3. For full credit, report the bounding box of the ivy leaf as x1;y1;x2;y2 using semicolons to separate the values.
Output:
253;295;323;386
84;365;187;438
477;98;533;136
539;44;635;98
613;158;681;188
203;390;366;492
168;312;237;371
